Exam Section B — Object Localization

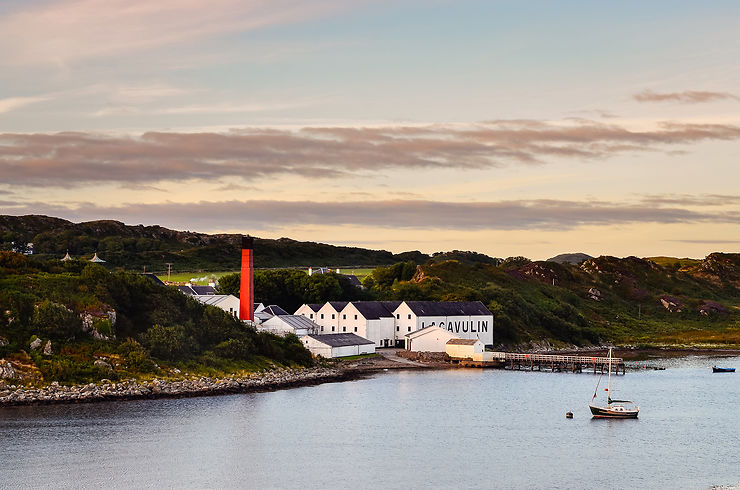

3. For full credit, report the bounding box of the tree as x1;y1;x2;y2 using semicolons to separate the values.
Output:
32;300;82;341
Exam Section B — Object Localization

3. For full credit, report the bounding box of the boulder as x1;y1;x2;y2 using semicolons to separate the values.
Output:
0;360;16;379
30;338;43;351
43;340;52;355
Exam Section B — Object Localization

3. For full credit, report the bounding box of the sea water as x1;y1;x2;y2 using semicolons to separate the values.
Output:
2;354;739;489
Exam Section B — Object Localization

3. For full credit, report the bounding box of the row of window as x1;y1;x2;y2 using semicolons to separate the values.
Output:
319;326;359;333
310;312;414;320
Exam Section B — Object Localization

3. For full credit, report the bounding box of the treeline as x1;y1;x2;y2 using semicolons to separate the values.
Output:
0;215;433;271
0;252;312;385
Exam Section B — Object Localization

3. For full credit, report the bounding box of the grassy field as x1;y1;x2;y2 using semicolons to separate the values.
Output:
158;267;375;284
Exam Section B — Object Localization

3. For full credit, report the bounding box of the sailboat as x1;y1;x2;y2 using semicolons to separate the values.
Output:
589;348;639;418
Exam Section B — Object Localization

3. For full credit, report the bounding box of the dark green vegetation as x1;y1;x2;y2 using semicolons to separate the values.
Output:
219;269;372;313
0;252;312;385
363;254;740;348
0;215;433;272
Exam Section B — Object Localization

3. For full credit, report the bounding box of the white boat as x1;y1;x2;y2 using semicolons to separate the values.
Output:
588;348;639;418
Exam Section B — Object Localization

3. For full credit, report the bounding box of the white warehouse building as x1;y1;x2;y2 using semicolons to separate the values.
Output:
296;300;494;348
393;301;494;347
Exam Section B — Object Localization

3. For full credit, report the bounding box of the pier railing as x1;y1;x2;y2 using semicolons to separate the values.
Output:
453;351;626;374
495;353;622;365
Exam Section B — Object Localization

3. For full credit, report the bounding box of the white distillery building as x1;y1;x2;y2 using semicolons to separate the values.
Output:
445;338;484;359
337;301;400;348
259;315;320;337
191;294;241;318
392;301;494;347
405;326;459;352
301;333;375;358
312;301;349;334
294;303;322;322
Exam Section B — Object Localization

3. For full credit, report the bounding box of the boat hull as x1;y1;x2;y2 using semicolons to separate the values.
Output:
713;367;735;373
589;404;639;419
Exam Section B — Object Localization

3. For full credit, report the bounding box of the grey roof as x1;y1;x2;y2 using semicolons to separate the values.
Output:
192;295;237;307
342;274;363;287
306;333;374;347
142;273;165;286
446;338;480;345
269;315;320;330
404;301;491;317
302;303;323;312
178;285;217;296
328;301;349;311
263;305;288;316
351;301;396;320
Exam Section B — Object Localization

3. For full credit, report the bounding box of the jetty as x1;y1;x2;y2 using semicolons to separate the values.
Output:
454;352;626;374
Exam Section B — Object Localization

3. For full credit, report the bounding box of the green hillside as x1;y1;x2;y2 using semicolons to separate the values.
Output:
0;215;434;272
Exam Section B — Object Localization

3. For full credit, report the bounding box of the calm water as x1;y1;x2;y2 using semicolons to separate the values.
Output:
2;354;740;489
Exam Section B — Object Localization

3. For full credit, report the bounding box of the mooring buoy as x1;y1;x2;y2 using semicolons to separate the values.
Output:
566;411;573;419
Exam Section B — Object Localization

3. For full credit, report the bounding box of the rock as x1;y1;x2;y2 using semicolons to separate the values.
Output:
43;340;52;355
30;338;43;351
587;287;602;301
94;359;112;370
0;360;16;379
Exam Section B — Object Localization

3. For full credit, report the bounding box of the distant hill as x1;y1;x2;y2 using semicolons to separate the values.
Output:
0;215;431;272
547;252;593;265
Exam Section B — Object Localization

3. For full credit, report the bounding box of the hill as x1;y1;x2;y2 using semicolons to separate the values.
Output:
362;254;740;348
0;215;431;272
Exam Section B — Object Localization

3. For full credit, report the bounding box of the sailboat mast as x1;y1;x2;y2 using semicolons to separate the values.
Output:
607;347;612;403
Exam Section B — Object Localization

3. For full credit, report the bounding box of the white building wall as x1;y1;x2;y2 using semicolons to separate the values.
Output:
315;303;342;334
295;304;320;321
302;337;333;358
392;303;494;346
406;327;458;352
446;341;484;359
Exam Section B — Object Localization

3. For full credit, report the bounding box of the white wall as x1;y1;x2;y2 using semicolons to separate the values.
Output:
446;341;484;359
315;303;342;334
295;304;319;321
392;302;494;346
406;327;457;352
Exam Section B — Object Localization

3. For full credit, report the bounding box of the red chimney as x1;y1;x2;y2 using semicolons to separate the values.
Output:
239;236;254;321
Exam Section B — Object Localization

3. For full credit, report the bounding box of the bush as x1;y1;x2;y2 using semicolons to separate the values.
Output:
141;324;196;361
32;300;82;341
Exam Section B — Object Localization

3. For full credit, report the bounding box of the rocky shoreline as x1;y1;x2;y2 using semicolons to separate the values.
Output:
0;366;366;407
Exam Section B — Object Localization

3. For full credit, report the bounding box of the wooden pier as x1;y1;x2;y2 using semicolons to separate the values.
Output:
454;352;626;374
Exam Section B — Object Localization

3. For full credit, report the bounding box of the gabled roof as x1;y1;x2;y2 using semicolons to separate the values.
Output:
341;274;363;287
405;325;457;339
446;338;481;345
327;301;349;311
403;301;492;317
306;333;374;347
191;285;216;295
299;303;322;313
266;315;320;330
192;295;238;307
263;304;288;316
142;273;165;286
350;301;396;319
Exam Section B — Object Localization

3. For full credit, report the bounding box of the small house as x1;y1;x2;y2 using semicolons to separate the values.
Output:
260;315;320;337
445;338;484;360
302;333;375;358
405;326;459;352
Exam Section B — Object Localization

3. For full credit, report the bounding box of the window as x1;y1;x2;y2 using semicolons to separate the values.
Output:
342;327;346;332
354;314;357;320
342;314;346;320
396;314;400;319
407;314;411;319
310;313;313;319
396;326;399;331
407;327;411;332
421;322;425;328
321;327;324;332
321;313;324;319
332;327;335;332
331;313;335;319
354;327;357;332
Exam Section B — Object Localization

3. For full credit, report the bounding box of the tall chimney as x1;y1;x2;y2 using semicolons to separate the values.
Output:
239;236;254;321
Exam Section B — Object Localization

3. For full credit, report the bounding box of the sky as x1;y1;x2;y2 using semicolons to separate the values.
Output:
1;0;739;260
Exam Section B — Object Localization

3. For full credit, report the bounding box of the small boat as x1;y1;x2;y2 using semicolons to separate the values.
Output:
712;366;735;373
589;348;639;419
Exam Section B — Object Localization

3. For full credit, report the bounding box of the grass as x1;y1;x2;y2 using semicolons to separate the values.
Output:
337;353;380;361
158;267;375;284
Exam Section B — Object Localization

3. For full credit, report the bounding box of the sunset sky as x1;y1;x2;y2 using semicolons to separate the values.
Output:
2;0;739;260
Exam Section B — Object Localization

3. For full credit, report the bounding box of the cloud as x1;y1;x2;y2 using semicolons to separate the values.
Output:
6;196;739;233
0;0;351;67
3;119;740;187
633;90;739;104
0;95;53;113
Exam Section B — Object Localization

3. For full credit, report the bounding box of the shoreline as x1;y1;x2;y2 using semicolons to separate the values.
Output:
3;346;739;407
